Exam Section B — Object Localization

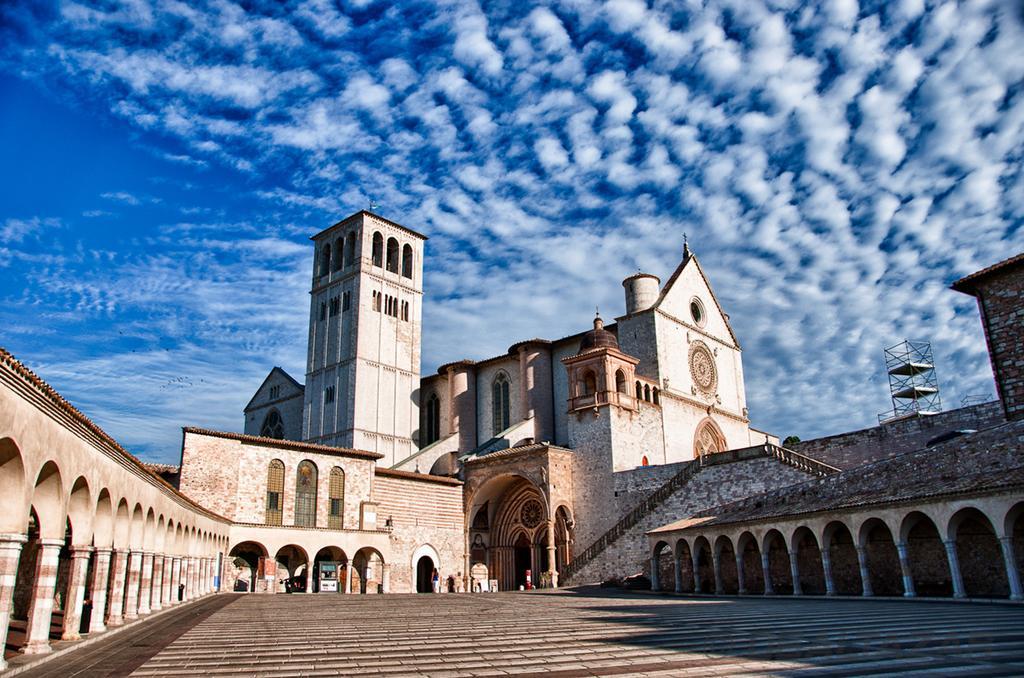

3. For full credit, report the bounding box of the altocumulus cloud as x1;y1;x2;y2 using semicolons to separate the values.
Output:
0;0;1021;461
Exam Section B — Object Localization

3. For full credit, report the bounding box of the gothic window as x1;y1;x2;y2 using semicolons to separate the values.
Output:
424;392;440;445
333;237;344;271
269;385;280;400
324;385;335;404
401;300;409;321
319;302;327;321
342;291;350;311
320;243;331;277
582;370;597;396
372;290;381;312
402;244;413;278
261;409;284;439
294;460;318;527
635;381;642;400
694;419;727;458
615;370;627;393
372;232;383;267
328;467;345;529
492;373;510;435
644;384;651;401
265;459;284;526
386;237;399;273
652;388;660;405
329;296;340;317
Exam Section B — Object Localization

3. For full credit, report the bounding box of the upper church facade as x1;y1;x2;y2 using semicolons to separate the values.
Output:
244;211;775;474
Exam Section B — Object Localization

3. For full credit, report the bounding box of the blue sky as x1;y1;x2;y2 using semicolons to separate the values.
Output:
1;0;1020;464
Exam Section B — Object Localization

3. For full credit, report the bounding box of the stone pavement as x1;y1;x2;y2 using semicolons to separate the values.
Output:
18;589;1024;677
10;594;235;678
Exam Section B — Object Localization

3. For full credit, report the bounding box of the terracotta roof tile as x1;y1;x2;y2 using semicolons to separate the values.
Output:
182;427;383;460
951;252;1024;293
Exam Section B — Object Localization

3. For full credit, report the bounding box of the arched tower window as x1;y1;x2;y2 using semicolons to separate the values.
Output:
386;237;399;273
652;387;660;405
320;243;331;277
328;467;345;529
345;232;356;266
492;373;510;435
294;460;318;527
402;243;413;278
265;459;284;526
644;384;651;401
333;237;344;271
260;409;284;439
583;370;597;396
615;369;627;393
635;381;642;400
372;232;383;267
424;393;440;445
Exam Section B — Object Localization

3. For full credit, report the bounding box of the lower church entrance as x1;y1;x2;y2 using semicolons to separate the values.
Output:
514;534;531;589
416;555;434;593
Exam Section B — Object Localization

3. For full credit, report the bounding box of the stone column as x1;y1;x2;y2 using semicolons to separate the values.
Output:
344;561;353;594
382;564;391;594
895;542;916;598
761;552;774;595
735;553;746;594
712;551;724;594
22;538;64;654
0;533;27;670
649;556;660;591
106;549;129;626
788;550;802;595
124;551;143;620
189;557;199;597
855;547;873;597
545;520;558;589
943;540;966;598
61;545;93;641
87;548;112;634
169;557;181;603
196;558;204;596
150;554;164;611
821;548;836;596
999;537;1023;601
673;555;683;593
161;555;172;605
138;552;153;615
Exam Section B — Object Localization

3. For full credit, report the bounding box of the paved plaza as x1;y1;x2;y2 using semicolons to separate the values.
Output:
14;588;1024;677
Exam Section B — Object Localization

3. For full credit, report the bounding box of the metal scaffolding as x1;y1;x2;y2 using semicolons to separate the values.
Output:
878;340;942;424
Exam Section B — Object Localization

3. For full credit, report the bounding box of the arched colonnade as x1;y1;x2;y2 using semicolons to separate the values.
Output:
650;495;1024;601
227;539;390;594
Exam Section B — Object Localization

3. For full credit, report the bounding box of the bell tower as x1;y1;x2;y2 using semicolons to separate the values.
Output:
303;210;426;466
562;315;640;414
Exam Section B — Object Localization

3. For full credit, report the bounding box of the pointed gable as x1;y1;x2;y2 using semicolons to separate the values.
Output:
653;251;741;349
243;367;305;412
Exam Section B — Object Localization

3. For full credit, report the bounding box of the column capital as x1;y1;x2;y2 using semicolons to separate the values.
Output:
37;538;66;548
93;546;113;555
69;545;95;556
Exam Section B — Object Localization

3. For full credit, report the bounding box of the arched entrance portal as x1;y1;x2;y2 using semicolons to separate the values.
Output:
416;557;434;593
513;533;532;590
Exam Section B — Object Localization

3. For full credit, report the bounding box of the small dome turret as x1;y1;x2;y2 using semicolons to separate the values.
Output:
580;314;618;352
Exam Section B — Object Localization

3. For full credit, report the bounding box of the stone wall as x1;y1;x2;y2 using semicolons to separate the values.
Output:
972;265;1024;421
570;457;813;584
373;471;465;593
791;401;1004;470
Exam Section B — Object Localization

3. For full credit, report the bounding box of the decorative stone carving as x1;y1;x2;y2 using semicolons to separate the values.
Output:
689;341;718;394
521;499;543;529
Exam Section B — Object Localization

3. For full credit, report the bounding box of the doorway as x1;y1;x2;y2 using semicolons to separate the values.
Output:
416;555;434;593
514;533;531;589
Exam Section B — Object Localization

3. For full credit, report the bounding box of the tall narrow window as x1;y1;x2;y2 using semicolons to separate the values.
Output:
424;393;440;445
266;459;284;525
328;467;345;529
386;237;399;273
615;370;627;393
325;386;335;404
261;409;284;439
652;388;660;405
372;290;381;312
294;460;318;527
402;244;413;278
644;384;651;401
333;237;344;271
372;232;383;267
344;232;356;266
320;243;331;277
319;302;327;321
342;291;350;311
492;373;510;435
583;370;597;396
635;381;642;400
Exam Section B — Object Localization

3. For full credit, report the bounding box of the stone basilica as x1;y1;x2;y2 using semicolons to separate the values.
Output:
0;211;1021;665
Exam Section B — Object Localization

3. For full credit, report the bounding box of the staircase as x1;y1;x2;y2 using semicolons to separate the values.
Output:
560;444;838;583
